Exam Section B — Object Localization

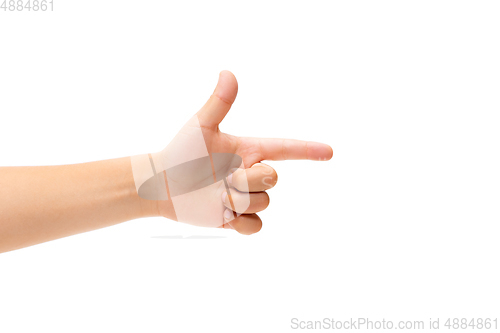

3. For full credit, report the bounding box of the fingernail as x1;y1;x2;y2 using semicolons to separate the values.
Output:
226;173;232;185
221;191;227;203
224;209;232;221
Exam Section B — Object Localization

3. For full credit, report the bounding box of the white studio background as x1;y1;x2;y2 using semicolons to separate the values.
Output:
0;1;499;332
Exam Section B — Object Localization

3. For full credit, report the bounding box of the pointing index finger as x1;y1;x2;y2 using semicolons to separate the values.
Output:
257;138;333;161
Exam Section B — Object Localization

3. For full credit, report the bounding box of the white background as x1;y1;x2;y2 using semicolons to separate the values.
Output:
1;1;499;332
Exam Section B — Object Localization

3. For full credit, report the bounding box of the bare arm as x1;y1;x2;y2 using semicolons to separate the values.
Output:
0;158;158;253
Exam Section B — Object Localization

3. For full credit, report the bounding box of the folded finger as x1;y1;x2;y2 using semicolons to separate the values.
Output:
229;163;278;192
222;190;269;214
222;211;262;235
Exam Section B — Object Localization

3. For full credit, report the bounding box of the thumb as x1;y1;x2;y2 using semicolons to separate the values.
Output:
197;70;238;128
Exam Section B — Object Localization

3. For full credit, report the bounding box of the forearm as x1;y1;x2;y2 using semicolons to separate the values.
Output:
0;157;158;253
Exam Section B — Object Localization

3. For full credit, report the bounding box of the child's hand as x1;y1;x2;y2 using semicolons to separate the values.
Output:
131;71;332;235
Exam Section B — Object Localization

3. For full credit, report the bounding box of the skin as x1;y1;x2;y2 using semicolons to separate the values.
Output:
0;71;332;253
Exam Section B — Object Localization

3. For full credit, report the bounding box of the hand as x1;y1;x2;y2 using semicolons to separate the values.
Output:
131;71;332;235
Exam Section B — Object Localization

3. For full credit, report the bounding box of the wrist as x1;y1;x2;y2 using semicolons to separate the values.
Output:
129;152;177;220
126;156;160;218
